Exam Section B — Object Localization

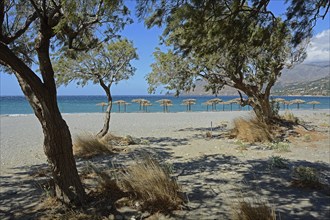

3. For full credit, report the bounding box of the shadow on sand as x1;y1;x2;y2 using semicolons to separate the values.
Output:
1;144;329;219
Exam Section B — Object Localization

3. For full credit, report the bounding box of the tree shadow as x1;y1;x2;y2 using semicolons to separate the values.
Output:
143;136;190;147
176;125;229;140
1;146;329;219
241;158;330;220
0;163;49;219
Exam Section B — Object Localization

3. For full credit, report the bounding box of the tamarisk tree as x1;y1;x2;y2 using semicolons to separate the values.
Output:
55;39;138;137
142;0;313;124
0;0;130;204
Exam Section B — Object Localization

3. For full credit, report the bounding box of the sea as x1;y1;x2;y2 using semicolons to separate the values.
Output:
0;95;329;115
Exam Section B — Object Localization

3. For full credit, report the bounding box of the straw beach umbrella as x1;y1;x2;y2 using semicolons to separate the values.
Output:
274;98;286;110
290;99;305;109
156;99;172;112
123;102;131;112
113;100;126;112
182;99;196;111
283;100;291;109
307;101;320;109
141;100;152;112
96;102;109;112
228;99;238;111
221;101;230;111
202;101;213;111
132;98;147;111
208;98;222;111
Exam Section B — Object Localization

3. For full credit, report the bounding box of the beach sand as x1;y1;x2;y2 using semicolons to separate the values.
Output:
0;110;329;219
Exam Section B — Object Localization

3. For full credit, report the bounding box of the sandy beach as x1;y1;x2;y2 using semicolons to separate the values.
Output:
0;110;329;219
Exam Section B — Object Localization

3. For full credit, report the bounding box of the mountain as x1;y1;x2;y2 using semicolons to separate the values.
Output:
274;61;330;88
183;61;330;96
272;76;330;96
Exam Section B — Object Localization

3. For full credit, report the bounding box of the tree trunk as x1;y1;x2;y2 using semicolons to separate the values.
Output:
249;95;273;125
97;80;113;137
40;98;86;204
0;42;86;204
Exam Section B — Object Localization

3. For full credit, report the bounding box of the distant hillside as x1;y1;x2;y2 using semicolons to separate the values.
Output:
272;76;330;96
274;61;330;88
183;61;330;96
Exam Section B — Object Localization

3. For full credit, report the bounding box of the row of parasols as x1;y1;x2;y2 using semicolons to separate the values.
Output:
96;98;321;113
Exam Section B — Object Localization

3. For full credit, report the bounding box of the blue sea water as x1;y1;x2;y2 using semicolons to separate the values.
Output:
0;95;329;115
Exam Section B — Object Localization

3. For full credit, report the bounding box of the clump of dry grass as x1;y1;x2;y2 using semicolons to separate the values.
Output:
231;117;273;143
291;166;323;189
120;156;184;213
73;134;113;158
232;198;276;220
102;133;139;146
206;131;212;138
281;111;299;124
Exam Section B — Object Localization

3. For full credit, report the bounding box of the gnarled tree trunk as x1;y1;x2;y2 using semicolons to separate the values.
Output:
0;42;86;204
97;79;113;137
238;90;274;125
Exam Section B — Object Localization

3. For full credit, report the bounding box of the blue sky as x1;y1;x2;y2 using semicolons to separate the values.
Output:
0;1;329;96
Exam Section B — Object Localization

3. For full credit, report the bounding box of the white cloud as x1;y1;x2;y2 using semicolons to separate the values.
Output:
304;29;330;63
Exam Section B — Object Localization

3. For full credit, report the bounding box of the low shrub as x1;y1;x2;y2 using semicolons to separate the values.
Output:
231;117;273;143
291;166;323;188
268;156;289;169
232;198;276;220
268;142;290;153
120;155;184;213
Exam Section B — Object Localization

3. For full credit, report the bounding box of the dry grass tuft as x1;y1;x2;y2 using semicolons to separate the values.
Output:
120;156;184;213
102;133;139;146
73;134;113;158
231;117;273;143
281;111;299;124
232;199;276;220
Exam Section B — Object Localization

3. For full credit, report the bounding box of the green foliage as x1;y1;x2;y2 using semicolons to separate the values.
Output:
144;1;306;124
1;0;131;69
54;39;138;87
268;142;290;153
292;166;322;188
268;156;289;169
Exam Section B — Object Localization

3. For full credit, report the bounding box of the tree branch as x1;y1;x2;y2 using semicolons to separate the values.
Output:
0;42;45;96
1;12;38;44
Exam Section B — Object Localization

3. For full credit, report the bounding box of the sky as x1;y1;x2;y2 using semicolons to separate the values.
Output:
0;1;329;96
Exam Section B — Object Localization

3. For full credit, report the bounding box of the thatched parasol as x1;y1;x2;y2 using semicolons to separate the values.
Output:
221;101;230;111
113;100;126;112
202;101;213;111
132;98;147;111
273;98;286;109
156;99;173;112
290;99;305;109
208;98;222;111
283;101;291;109
123;102;131;113
96;102;109;112
307;101;320;109
228;99;239;111
182;99;196;111
141;100;152;112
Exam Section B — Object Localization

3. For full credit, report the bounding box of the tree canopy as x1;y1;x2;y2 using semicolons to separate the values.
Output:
142;0;328;124
55;39;138;137
55;39;138;88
